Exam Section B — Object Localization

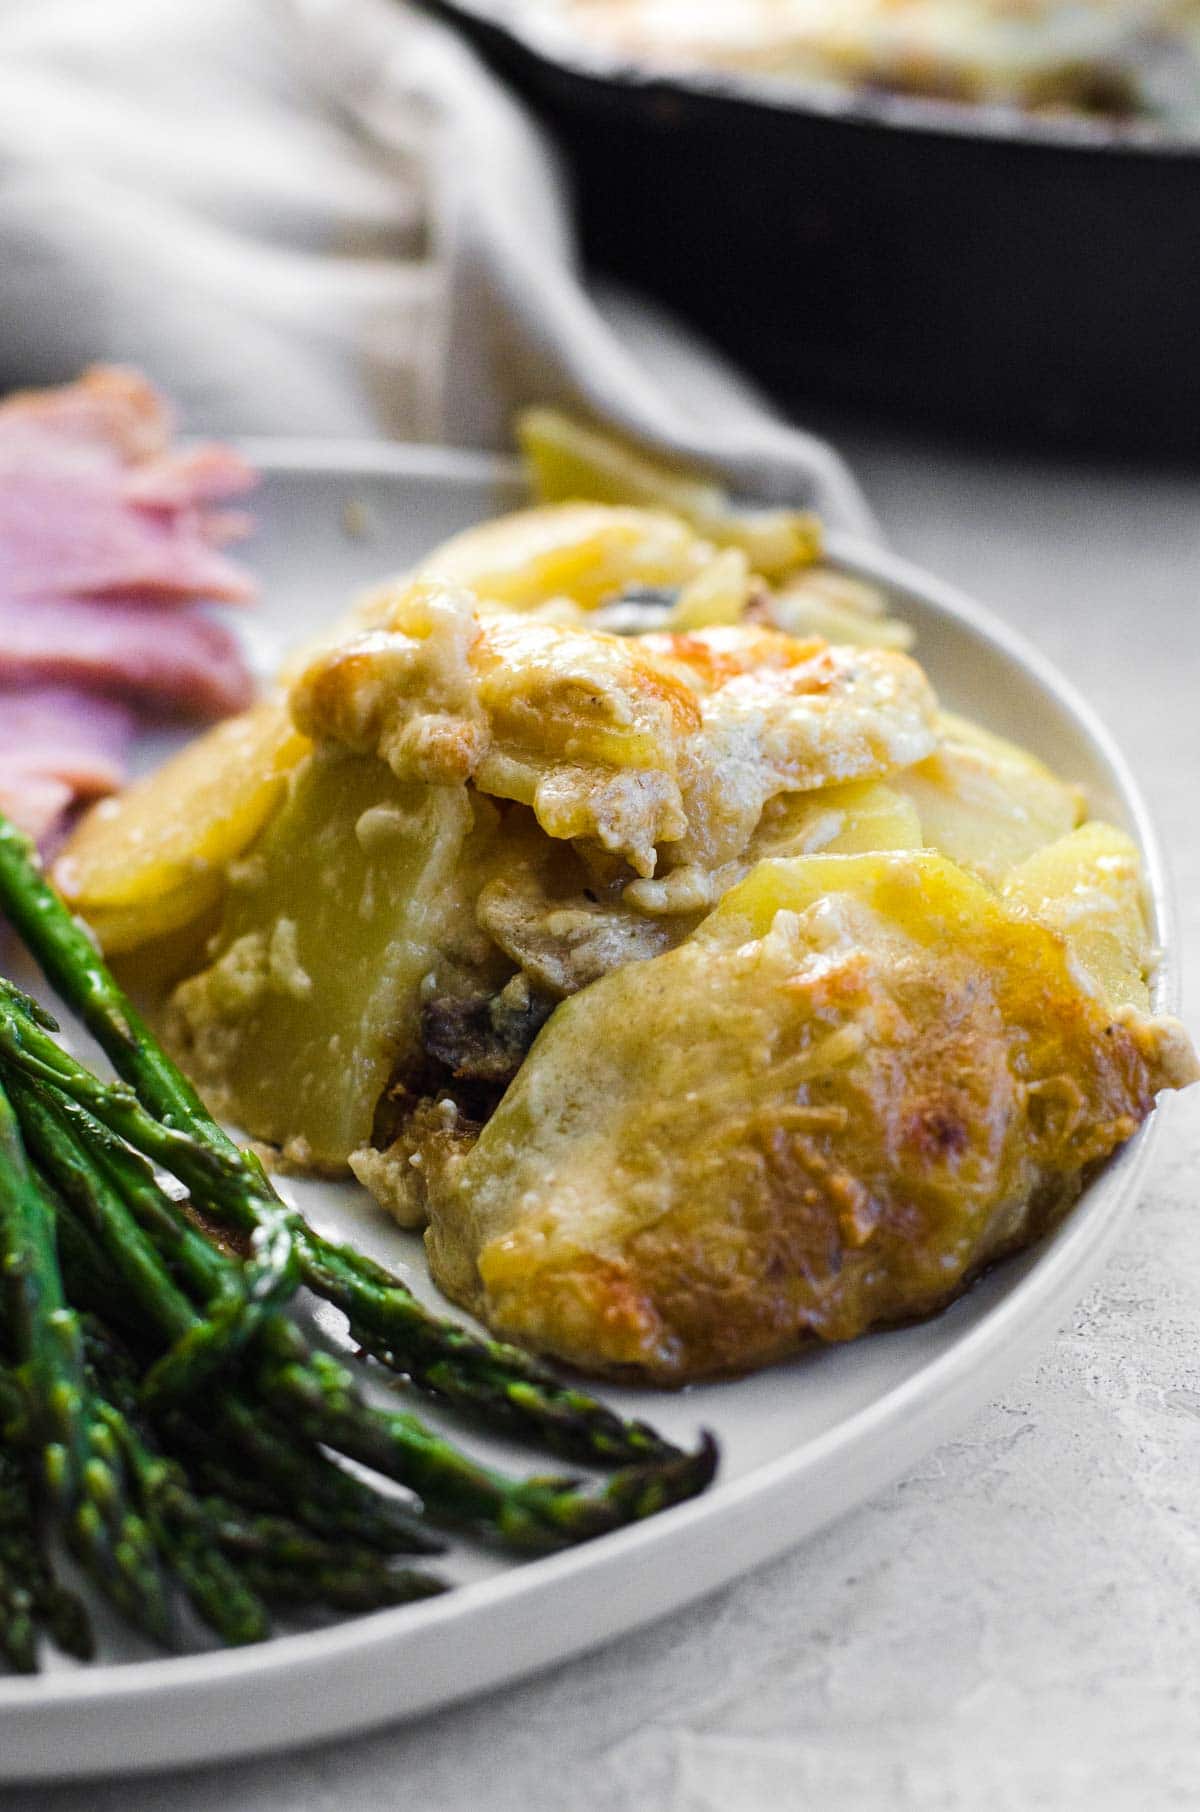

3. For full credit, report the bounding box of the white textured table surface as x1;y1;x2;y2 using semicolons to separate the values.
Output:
22;431;1200;1812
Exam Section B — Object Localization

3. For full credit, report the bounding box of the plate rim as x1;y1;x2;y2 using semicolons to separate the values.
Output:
0;442;1177;1776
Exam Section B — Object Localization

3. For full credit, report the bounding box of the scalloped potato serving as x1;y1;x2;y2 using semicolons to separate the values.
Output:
56;414;1198;1383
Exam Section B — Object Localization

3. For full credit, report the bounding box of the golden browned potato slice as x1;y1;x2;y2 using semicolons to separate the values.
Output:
166;751;504;1169
290;583;700;878
421;849;1196;1381
292;588;937;881
517;408;822;580
1003;821;1154;1010
54;702;309;953
417;501;714;612
894;710;1084;881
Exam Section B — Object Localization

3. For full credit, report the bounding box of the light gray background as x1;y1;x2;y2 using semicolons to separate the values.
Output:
16;427;1200;1812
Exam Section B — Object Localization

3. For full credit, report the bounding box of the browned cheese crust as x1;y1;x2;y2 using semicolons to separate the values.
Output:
419;851;1197;1382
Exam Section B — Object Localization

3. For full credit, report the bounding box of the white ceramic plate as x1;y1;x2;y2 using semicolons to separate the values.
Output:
0;444;1177;1782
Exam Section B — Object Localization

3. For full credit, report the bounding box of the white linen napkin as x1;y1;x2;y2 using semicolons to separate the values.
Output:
0;0;876;533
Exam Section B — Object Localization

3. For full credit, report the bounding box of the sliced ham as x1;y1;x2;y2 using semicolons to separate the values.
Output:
0;685;135;795
0;685;136;842
0;470;255;603
121;445;258;511
0;366;172;467
0;598;254;720
0;367;256;601
0;366;261;847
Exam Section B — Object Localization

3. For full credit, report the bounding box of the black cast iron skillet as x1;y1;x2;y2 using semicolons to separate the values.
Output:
424;0;1200;457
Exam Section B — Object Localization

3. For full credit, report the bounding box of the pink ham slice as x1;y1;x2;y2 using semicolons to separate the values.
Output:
0;685;135;841
0;366;171;466
0;598;254;719
0;366;259;846
121;445;257;512
0;471;255;603
0;366;257;600
0;369;256;512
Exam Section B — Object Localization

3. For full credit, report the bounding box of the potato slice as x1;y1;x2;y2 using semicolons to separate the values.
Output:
519;407;728;522
1003;821;1153;1010
107;904;224;991
624;779;922;920
769;568;914;650
665;547;753;629
749;780;923;861
417;502;713;612
422;849;1194;1379
894;710;1083;882
55;702;308;945
517;408;822;581
166;752;501;1168
80;883;222;957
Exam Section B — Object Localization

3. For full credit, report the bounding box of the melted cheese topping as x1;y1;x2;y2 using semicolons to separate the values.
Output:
291;590;936;878
148;493;1196;1385
422;850;1198;1379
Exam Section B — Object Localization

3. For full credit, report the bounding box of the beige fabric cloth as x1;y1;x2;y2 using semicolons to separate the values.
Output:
0;0;875;532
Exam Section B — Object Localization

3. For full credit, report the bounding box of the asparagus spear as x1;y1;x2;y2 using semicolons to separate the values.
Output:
29;1101;441;1559
294;1233;675;1466
2;1028;715;1549
0;817;680;1468
0;1350;95;1671
8;1077;258;1413
0;1077;171;1643
0;820;299;1326
240;1558;446;1616
77;1308;437;1558
0;1433;94;1671
247;1325;717;1550
96;1402;270;1647
57;1164;437;1555
79;1314;446;1632
0;1440;36;1671
75;1293;433;1569
194;1493;447;1613
1;1137;274;1649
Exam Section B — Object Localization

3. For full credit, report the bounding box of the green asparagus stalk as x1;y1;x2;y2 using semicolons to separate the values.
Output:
0;1439;36;1671
0;818;682;1468
29;1106;441;1559
0;819;299;1322
196;1500;446;1611
59;1151;431;1551
95;1404;269;1647
296;1235;675;1466
173;1398;438;1555
0;1354;94;1671
239;1558;446;1616
248;1325;717;1550
4;1030;715;1548
14;1072;291;1413
76;1308;436;1558
0;1435;94;1671
79;1314;446;1629
0;1078;171;1643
